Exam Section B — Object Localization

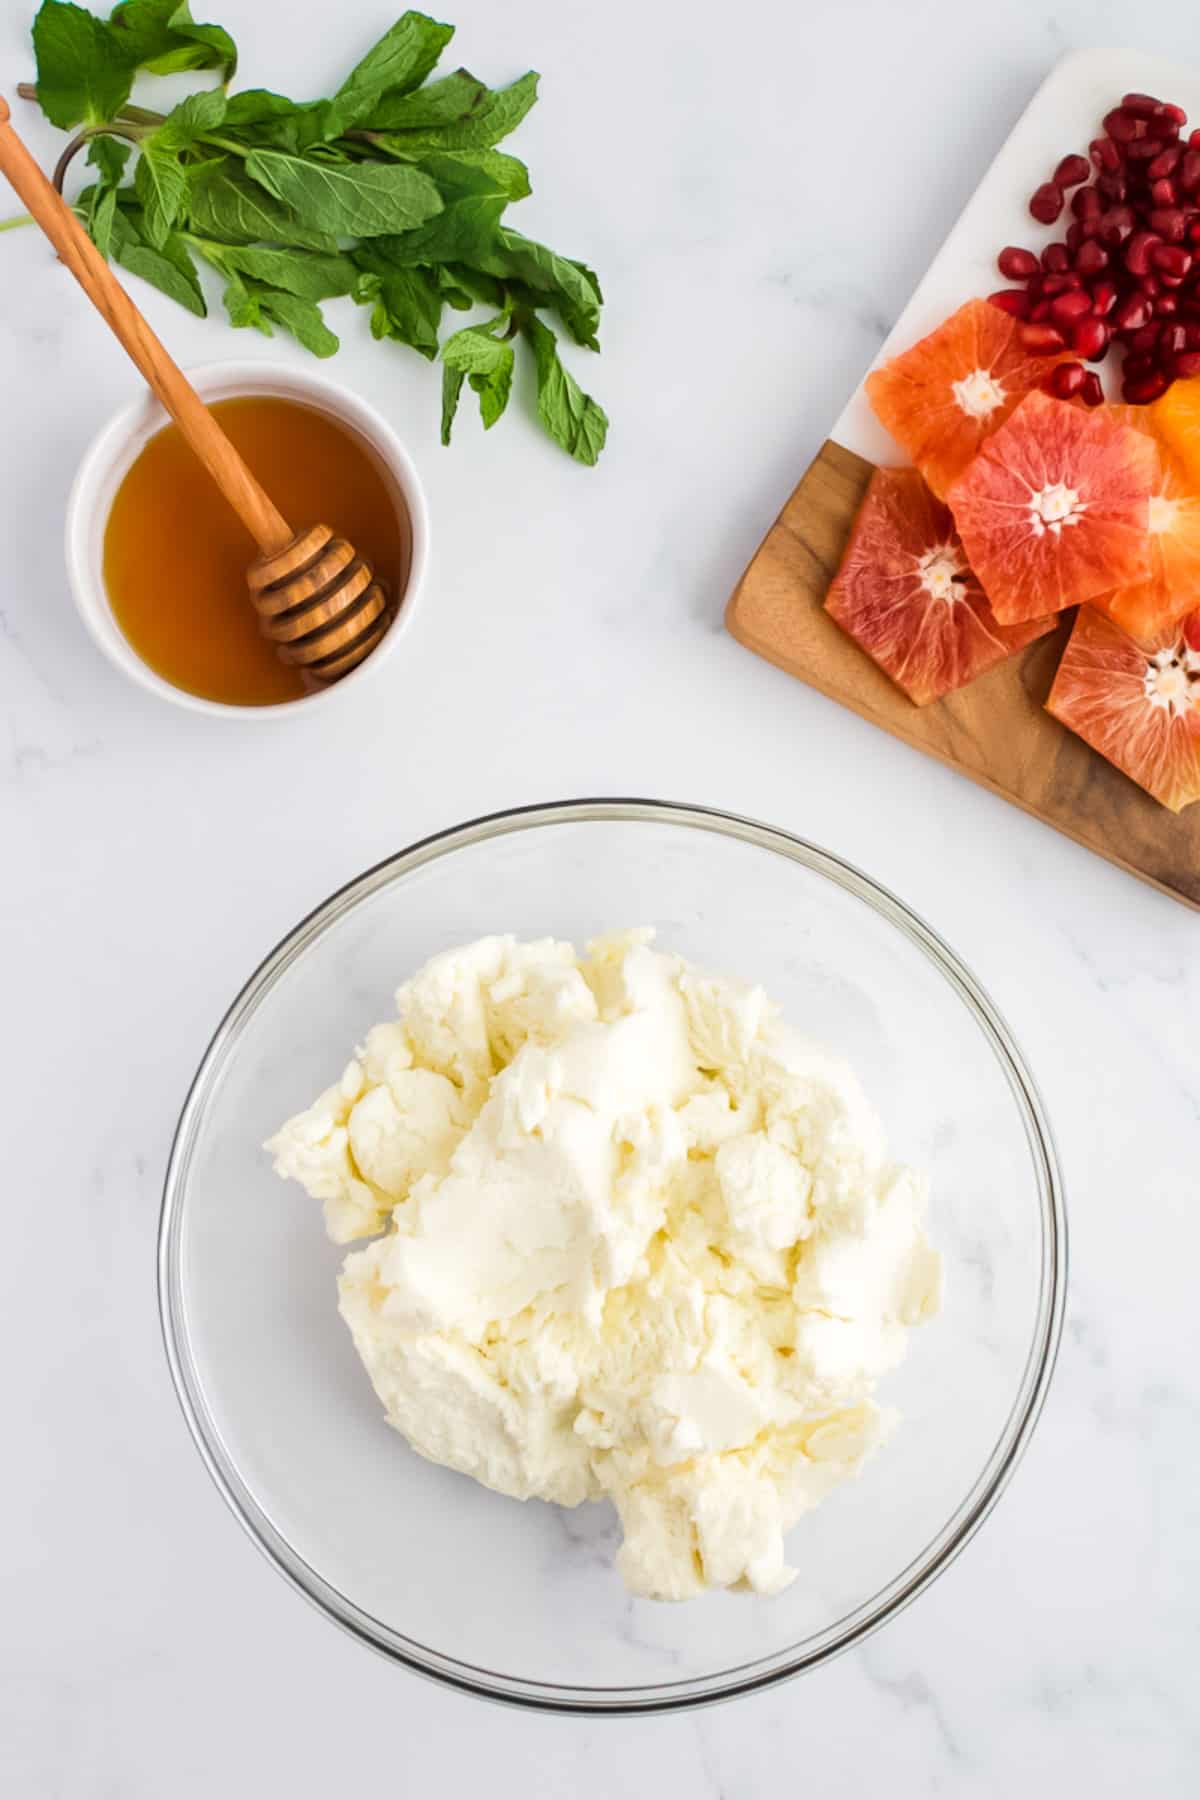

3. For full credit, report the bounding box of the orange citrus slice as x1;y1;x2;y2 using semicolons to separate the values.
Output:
865;298;1064;500
947;391;1156;623
1152;376;1200;492
825;467;1055;706
1047;605;1200;812
1089;404;1200;646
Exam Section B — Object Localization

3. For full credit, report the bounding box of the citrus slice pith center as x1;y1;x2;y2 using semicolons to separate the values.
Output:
951;367;1007;421
1144;644;1200;716
917;544;968;603
1028;479;1088;536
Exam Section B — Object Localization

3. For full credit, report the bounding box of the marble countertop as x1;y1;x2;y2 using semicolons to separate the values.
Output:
2;0;1196;1792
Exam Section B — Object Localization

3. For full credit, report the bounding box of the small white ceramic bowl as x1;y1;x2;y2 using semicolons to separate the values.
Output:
65;359;430;719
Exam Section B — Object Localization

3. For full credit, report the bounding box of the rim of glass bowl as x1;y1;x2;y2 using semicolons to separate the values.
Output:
158;798;1067;1716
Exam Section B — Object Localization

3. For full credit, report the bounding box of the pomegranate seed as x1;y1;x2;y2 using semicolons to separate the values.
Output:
1090;136;1122;172
1105;107;1150;143
997;245;1040;280
1150;177;1178;206
1019;322;1067;354
1152;243;1193;276
1090;278;1118;315
1184;322;1200;347
988;288;1032;319
1128;321;1161;352
1049;361;1087;398
1156;294;1180;316
1148;206;1188;240
1065;220;1085;251
1126;137;1165;163
1050;289;1093;327
1053;153;1090;188
1148;144;1183;178
1030;298;1052;321
1159;271;1186;289
1072;316;1110;359
1125;230;1163;274
1042;271;1082;294
1121;92;1164;118
1113;292;1153;331
1041;242;1071;272
1096;171;1128;201
1070;185;1102;220
1074;239;1108;276
1187;220;1200;244
1173;349;1200;377
1124;370;1169;402
1142;274;1162;297
1123;352;1156;380
1158;102;1188;128
1183;150;1200;192
1098;204;1136;244
1160;323;1188;356
1080;371;1105;406
1030;182;1065;224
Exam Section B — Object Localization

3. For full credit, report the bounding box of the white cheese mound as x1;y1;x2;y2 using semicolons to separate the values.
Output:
266;931;942;1601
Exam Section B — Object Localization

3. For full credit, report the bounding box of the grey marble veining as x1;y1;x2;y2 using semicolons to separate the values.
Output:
2;0;1198;1793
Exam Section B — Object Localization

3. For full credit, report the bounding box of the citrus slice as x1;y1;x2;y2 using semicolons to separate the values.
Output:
1047;605;1200;812
946;390;1157;623
1152;377;1200;490
865;298;1064;500
1089;404;1200;645
825;467;1055;706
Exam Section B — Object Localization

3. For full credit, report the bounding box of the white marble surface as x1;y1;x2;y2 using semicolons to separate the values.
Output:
1;0;1197;1791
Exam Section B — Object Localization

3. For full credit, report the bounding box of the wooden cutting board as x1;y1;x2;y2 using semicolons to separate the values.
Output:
725;49;1200;912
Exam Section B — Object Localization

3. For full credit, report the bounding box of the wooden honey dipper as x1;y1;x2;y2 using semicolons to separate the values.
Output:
0;94;391;684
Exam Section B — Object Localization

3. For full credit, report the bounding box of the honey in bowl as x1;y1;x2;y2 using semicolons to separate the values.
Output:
103;395;410;706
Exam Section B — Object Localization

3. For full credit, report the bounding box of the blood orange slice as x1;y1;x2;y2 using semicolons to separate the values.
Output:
825;467;1054;706
947;390;1156;623
1047;605;1200;812
865;299;1064;500
1151;377;1200;491
1089;404;1200;646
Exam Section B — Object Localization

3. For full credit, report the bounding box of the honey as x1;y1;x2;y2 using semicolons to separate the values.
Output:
103;395;410;706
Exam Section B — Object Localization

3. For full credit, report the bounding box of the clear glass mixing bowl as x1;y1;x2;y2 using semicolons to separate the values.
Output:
159;800;1066;1713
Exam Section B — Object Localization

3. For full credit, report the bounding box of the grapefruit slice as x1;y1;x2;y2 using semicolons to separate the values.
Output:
865;298;1064;500
1047;605;1200;812
1089;404;1200;646
947;390;1157;623
825;467;1055;706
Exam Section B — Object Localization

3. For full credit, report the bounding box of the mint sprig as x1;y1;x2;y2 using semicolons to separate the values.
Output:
14;2;607;464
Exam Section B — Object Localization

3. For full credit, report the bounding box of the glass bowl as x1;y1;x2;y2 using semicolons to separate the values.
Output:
159;800;1066;1714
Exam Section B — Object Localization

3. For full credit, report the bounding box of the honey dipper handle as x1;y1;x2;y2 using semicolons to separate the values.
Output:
0;95;294;557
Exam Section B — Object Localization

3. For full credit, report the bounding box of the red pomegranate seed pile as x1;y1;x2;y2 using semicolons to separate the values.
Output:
990;92;1200;404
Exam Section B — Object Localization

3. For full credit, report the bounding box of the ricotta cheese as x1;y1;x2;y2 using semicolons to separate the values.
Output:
267;930;942;1601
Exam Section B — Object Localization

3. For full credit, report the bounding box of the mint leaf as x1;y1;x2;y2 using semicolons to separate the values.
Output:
243;149;443;238
372;193;506;268
361;67;484;129
380;71;538;152
135;91;226;248
109;1;237;81
31;1;133;128
354;262;443;358
441;366;464;444
206;243;358;301
109;206;207;315
523;315;606;465
487;230;601;349
319;11;455;140
91;184;119;255
222;272;338;356
187;162;340;251
86;134;131;190
441;315;513;432
391;147;530;202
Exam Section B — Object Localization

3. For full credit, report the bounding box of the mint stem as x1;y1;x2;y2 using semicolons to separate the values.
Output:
0;213;34;233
